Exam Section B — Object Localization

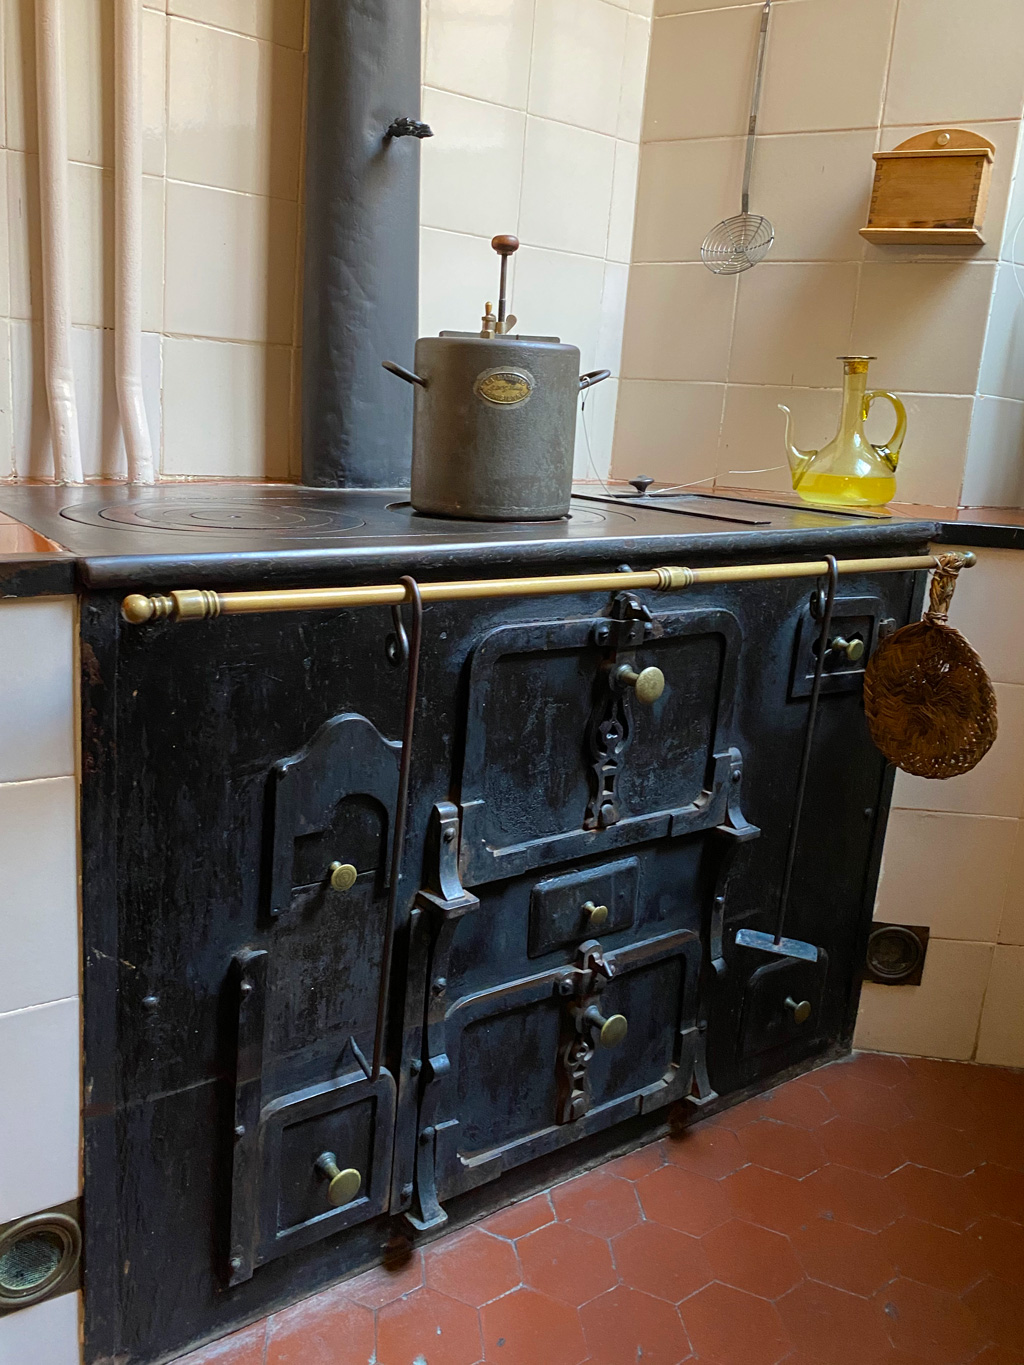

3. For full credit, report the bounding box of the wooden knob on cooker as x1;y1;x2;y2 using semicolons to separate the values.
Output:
491;235;520;256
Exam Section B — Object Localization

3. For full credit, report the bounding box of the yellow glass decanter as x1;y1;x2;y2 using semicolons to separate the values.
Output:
779;356;907;508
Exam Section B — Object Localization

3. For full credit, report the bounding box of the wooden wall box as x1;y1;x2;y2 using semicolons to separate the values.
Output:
860;129;994;246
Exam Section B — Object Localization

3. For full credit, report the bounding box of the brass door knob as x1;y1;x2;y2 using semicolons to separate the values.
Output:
830;635;865;663
583;901;609;929
315;1152;362;1207
329;862;358;892
583;1004;629;1048
615;664;665;705
785;996;812;1025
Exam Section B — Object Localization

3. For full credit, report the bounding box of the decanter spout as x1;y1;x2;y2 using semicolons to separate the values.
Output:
778;404;817;489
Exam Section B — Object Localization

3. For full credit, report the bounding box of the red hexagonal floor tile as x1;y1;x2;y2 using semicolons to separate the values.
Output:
748;1079;838;1131
886;1165;982;1233
265;1288;375;1365
682;1281;791;1365
966;1164;1024;1225
790;1216;895;1298
814;1072;912;1130
603;1141;667;1182
778;1281;893;1365
878;1217;985;1296
376;1286;482;1365
969;1345;1024;1365
846;1052;913;1088
737;1119;826;1179
962;1277;1024;1353
969;1215;1024;1286
581;1285;692;1365
637;1162;732;1236
612;1218;711;1303
517;1219;616;1307
890;1117;978;1177
802;1164;903;1233
818;1116;907;1177
481;1192;554;1241
346;1251;424;1309
550;1168;641;1239
721;1165;818;1237
480;1287;587;1365
702;1218;803;1300
876;1278;986;1365
180;1323;268;1365
424;1227;521;1308
665;1121;748;1178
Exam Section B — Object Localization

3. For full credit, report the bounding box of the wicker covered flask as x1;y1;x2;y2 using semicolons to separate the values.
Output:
863;551;996;779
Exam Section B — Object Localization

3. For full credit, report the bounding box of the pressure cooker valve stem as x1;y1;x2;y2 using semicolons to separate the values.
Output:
615;664;665;705
583;1004;628;1049
491;234;520;328
315;1152;362;1207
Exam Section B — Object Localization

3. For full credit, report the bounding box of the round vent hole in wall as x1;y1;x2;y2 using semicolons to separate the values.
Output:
0;1211;81;1312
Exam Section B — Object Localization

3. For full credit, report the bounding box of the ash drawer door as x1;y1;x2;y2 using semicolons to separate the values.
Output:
458;601;741;887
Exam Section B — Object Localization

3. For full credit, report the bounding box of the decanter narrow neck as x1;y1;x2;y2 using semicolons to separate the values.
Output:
839;365;869;431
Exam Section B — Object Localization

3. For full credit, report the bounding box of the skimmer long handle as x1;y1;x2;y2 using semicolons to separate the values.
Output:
741;0;772;215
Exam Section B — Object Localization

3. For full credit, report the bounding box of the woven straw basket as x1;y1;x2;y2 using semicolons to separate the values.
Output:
863;552;997;780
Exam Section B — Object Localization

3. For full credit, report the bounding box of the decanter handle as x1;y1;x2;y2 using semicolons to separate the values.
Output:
864;390;907;472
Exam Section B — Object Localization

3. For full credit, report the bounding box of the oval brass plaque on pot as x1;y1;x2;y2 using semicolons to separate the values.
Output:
474;367;535;407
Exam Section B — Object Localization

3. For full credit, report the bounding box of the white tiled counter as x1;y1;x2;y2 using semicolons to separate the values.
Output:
0;599;81;1365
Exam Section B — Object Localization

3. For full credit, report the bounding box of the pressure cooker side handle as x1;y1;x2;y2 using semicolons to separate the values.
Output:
579;369;611;392
382;360;428;388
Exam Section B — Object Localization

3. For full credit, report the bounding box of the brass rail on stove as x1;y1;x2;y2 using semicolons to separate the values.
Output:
121;552;973;625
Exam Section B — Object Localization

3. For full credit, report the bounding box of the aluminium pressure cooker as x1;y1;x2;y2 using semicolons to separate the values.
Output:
383;235;610;521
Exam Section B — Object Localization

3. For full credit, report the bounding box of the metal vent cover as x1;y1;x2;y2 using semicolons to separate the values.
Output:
0;1209;81;1313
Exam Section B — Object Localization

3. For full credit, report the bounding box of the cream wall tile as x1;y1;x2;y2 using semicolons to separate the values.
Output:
0;599;75;782
644;7;763;142
142;7;168;178
167;19;303;200
610;378;723;485
718;384;841;494
0;154;8;315
851;263;996;395
164;181;297;343
162;337;290;477
167;0;305;48
9;320;50;479
0;322;13;479
597;260;629;376
65;0;111;167
0;1292;81;1365
0;0;5;147
893;682;1024;818
69;164;111;328
999;821;1024;945
520;118;616;258
425;0;536;111
975;945;1024;1067
875;810;1016;943
653;0;745;14
631;0;654;13
885;0;1024;127
419;228;505;339
6;150;38;320
142;175;166;332
420;89;525;238
939;546;1024;686
632;137;746;264
575;374;618;479
758;0;895;135
608;140;640;263
979;264;1024;401
1001;141;1024;266
868;394;972;508
529;0;626;137
3;0;34;153
512;245;606;369
0;778;78;1015
0;997;80;1223
749;131;876;262
62;327;163;480
961;396;1024;508
854;939;993;1061
729;262;859;388
617;14;651;143
621;263;735;382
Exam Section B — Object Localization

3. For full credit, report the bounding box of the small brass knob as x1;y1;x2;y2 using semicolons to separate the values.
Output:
830;635;865;664
583;901;609;929
616;664;665;705
583;1004;629;1048
785;996;812;1025
315;1152;362;1207
329;862;358;892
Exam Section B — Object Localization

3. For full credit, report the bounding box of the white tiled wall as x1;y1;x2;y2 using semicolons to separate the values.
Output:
856;547;1024;1064
0;0;649;482
0;599;81;1363
614;0;1024;507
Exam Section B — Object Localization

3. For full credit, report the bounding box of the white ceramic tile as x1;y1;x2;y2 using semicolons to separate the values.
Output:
630;0;653;14
142;7;168;178
937;545;1024;686
62;327;163;480
610;378;723;485
1001;139;1024;267
632;137;746;265
652;0;745;15
749;131;877;263
0;154;8;315
167;0;304;48
616;13;651;143
999;821;1024;945
597;261;629;377
575;374;619;480
162;337;290;477
288;342;302;479
419;227;510;339
718;384;841;494
0;0;5;148
0;322;13;480
0;599;75;782
65;0;110;167
519;118;616;259
511;245;607;369
0;778;78;1015
167;18;303;200
893;682;1024;819
854;939;994;1061
142;174;166;333
885;0;1024;127
9;320;50;480
758;0;895;135
644;7;764;142
0;1292;81;1365
729;262;859;388
529;0;626;137
863;393;972;508
69;164;110;328
961;396;1024;508
976;944;1024;1067
979;263;1024;401
851;263;996;396
875;810;1016;943
425;0;536;111
164;181;297;343
420;88;526;239
621;263;735;382
607;140;640;264
6;150;37;321
0;998;80;1223
3;0;34;153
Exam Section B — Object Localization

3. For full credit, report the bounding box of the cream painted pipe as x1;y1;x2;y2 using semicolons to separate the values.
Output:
35;0;83;484
115;0;155;484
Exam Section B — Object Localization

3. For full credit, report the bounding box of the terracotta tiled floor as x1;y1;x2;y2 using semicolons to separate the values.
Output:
177;1052;1024;1365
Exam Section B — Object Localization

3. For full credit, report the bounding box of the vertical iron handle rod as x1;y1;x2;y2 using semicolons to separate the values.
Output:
741;0;772;216
773;554;839;945
372;576;423;1082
